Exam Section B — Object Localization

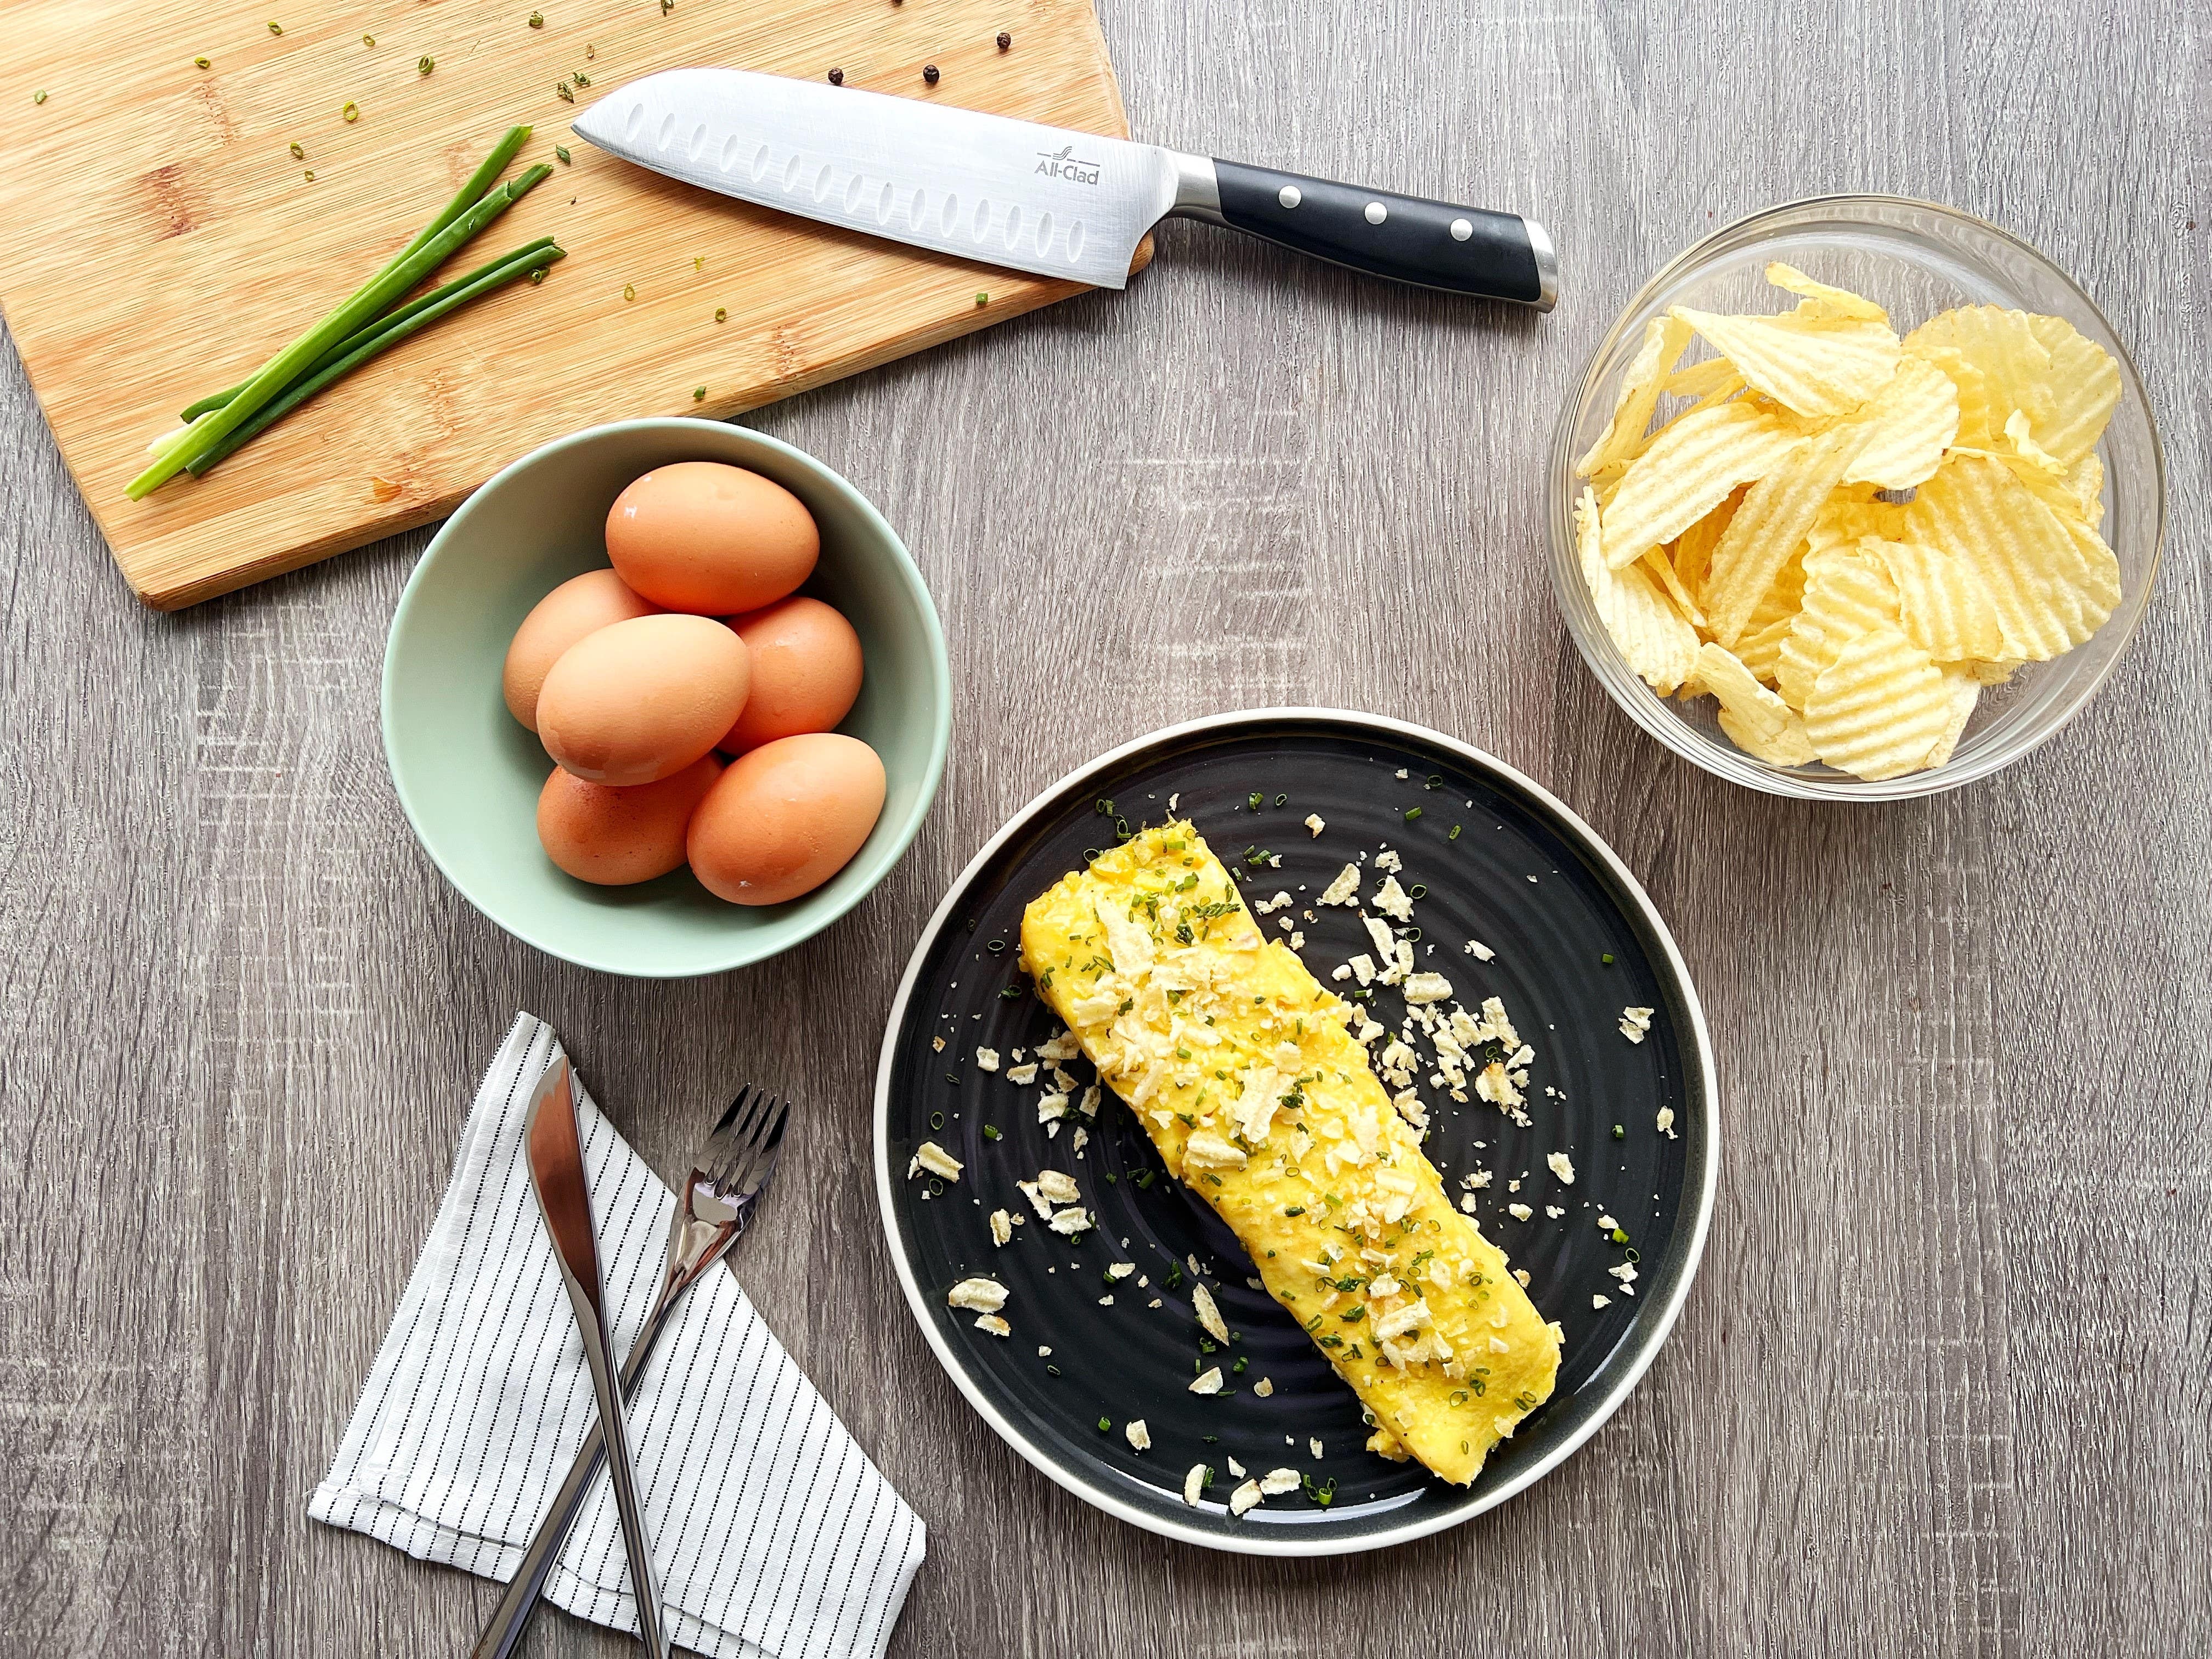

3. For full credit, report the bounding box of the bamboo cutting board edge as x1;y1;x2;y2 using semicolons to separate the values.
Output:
0;0;1141;610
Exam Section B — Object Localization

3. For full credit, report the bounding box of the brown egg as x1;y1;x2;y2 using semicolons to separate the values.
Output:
503;569;658;730
718;597;865;754
606;461;821;614
536;754;723;885
687;732;886;906
537;613;751;786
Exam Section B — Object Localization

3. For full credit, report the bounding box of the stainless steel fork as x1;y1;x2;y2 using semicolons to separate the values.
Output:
475;1084;792;1659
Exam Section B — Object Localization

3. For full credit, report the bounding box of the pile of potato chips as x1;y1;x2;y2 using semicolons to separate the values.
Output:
1575;263;2121;780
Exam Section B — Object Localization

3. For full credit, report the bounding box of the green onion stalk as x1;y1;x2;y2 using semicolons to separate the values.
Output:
128;127;539;498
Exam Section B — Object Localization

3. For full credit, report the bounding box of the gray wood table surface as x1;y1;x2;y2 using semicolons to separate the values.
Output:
5;2;2207;1654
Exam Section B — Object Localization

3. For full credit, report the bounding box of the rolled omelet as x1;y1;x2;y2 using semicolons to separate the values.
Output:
1020;821;1560;1485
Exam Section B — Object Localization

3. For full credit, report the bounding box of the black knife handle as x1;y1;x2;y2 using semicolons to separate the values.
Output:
1198;158;1555;309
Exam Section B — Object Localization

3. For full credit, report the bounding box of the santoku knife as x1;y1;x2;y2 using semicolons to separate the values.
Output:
573;68;1556;308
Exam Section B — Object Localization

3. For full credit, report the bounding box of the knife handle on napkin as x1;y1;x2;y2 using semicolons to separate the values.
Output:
1179;159;1556;310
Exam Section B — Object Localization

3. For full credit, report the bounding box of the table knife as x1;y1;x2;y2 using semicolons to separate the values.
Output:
523;1058;671;1659
573;68;1556;308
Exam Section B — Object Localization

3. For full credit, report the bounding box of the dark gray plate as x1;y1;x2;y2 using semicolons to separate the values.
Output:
872;710;1717;1555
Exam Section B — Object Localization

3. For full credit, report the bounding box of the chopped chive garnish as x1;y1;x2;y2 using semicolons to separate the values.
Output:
1601;952;1615;965
1426;774;1443;788
1448;824;1462;840
1273;793;1286;806
1408;883;1427;898
556;81;574;101
1283;1204;1304;1216
981;1124;1001;1141
1248;792;1262;809
1625;1248;1641;1262
1610;1227;1629;1245
714;306;726;321
692;386;706;401
929;1111;944;1130
528;9;544;24
1612;1124;1625;1139
927;1177;944;1195
555;144;572;163
1045;1363;1060;1376
622;282;635;300
195;55;211;68
268;21;283;35
342;101;359;121
1096;1417;1110;1432
1404;807;1423;821
417;54;433;74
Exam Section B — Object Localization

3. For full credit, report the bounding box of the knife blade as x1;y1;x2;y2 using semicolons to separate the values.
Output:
523;1059;671;1659
573;68;1556;308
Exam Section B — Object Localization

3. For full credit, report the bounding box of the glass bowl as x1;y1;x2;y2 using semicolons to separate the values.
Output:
1547;195;2164;799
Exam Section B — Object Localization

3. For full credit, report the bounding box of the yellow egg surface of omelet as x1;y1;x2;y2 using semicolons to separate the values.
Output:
1019;821;1560;1485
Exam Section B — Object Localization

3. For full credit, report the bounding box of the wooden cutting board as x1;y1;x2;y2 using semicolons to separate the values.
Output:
0;0;1140;609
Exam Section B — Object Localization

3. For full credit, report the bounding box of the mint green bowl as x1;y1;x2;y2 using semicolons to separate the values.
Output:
382;419;950;978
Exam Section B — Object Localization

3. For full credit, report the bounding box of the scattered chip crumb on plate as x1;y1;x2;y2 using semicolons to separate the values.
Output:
946;1277;1008;1313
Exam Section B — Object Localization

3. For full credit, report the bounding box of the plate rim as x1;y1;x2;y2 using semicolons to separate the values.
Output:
871;706;1720;1556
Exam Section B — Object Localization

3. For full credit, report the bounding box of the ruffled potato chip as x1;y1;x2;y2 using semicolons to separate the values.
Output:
1641;546;1707;628
1703;421;1874;647
1577;487;1699;694
1843;355;1960;489
1803;484;1900;557
1600;402;1805;569
1742;548;1808;639
1671;487;1743;600
1671;304;1901;419
1734;612;1796;685
1905;454;2120;661
1664;356;1746;401
1908;341;1999;447
2025;313;2121;467
1864;537;2005;663
1694;642;1816;765
1802;626;1953;780
1904;307;2055;443
2070;454;2106;531
1921;667;1980;770
1775;544;1901;709
1577;315;1694;478
1764;262;1889;322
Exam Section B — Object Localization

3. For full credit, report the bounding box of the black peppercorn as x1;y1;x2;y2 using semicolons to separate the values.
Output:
997;30;1011;49
827;66;843;83
922;63;939;83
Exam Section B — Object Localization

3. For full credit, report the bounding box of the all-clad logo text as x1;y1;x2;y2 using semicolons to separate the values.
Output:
1035;144;1101;185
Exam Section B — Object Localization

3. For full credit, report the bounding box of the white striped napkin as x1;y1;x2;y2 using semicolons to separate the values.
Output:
311;1013;924;1658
